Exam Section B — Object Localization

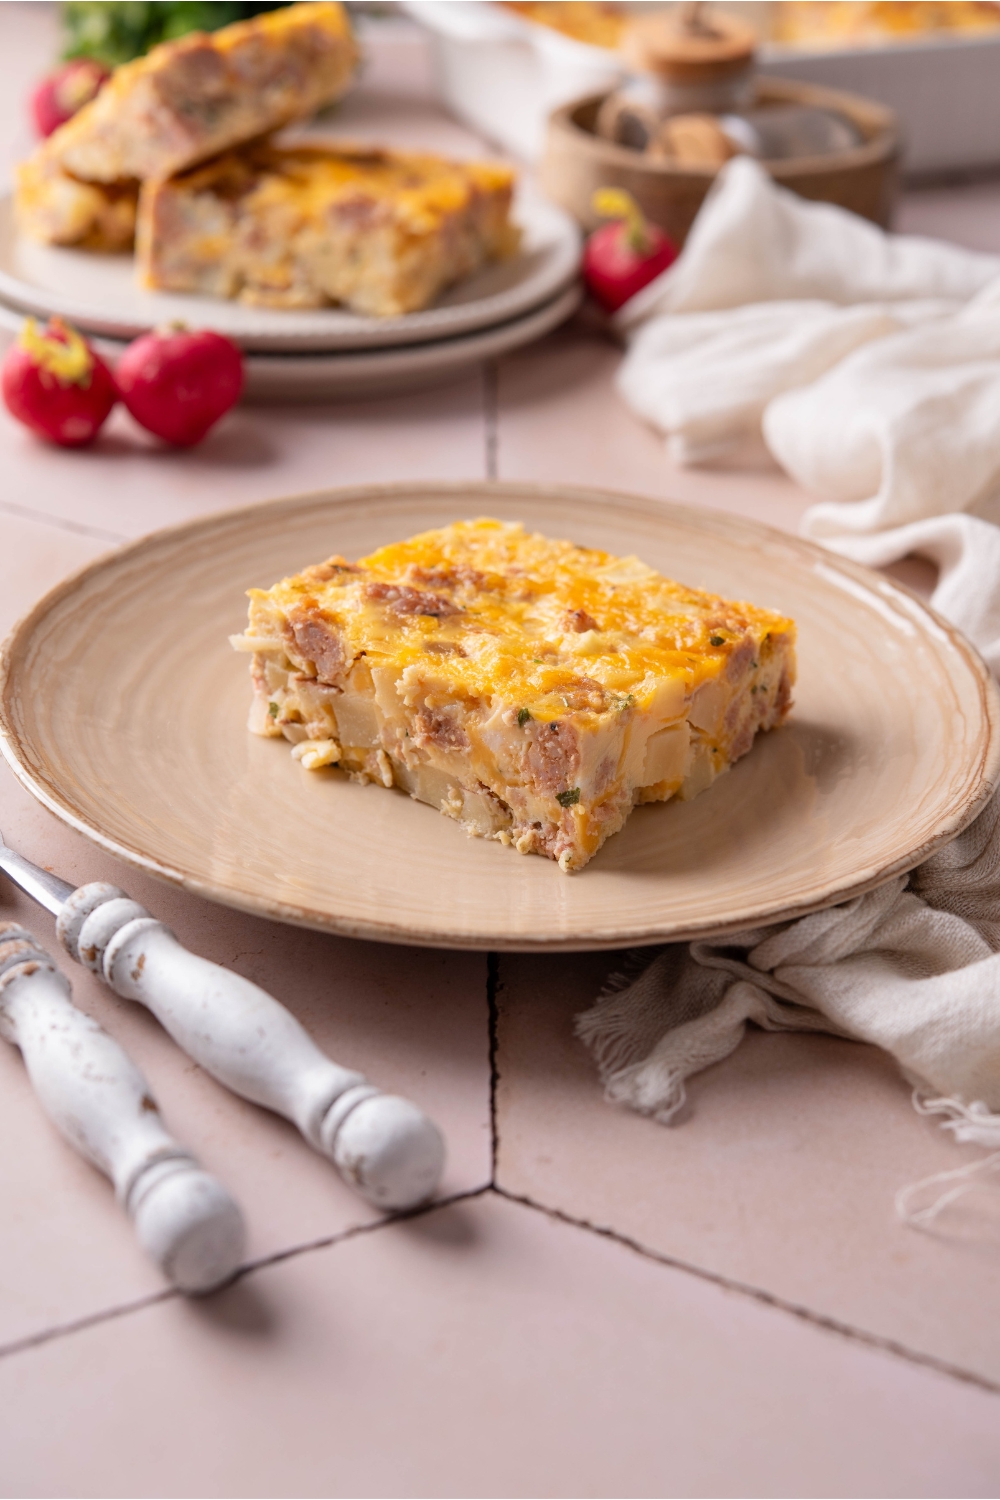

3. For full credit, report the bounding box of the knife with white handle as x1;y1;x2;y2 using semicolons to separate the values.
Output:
0;831;445;1213
0;923;245;1293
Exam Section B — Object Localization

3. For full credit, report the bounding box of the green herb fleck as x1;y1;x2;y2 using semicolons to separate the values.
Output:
610;692;636;711
532;657;543;664
267;701;279;719
556;787;581;808
710;635;725;648
517;708;531;727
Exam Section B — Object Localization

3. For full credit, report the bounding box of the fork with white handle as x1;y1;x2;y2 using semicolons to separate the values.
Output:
0;829;445;1213
0;923;244;1293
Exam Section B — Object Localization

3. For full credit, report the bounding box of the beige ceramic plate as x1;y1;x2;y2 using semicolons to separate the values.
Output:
1;482;997;951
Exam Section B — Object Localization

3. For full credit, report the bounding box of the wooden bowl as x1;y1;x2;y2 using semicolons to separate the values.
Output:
540;76;900;246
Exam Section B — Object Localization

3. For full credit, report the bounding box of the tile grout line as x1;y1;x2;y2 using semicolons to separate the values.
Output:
487;952;501;1185
493;1185;1000;1399
0;498;128;545
0;1186;492;1365
483;360;499;482
229;1185;492;1284
6;1177;995;1400
0;1287;178;1364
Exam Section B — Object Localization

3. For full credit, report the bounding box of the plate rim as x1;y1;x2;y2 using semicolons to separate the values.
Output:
237;282;584;375
2;479;998;951
0;282;583;361
0;193;582;353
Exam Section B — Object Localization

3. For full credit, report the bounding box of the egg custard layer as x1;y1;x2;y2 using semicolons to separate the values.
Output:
232;520;796;872
137;142;518;315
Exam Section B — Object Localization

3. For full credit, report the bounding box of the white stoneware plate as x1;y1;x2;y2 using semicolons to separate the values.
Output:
1;482;997;951
0;193;580;352
0;284;582;401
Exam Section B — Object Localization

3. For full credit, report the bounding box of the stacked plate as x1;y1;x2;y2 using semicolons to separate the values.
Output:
0;192;582;399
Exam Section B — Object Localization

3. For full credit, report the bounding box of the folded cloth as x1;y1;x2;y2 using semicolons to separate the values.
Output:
617;157;1000;322
766;304;1000;537
577;789;1000;1175
618;298;946;467
592;159;1000;1207
827;514;1000;679
614;157;1000;533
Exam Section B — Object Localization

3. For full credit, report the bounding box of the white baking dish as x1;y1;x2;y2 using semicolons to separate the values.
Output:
760;33;1000;175
404;1;1000;173
402;1;625;159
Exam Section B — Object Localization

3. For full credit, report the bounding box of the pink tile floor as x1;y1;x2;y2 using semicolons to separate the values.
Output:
1;7;1000;1495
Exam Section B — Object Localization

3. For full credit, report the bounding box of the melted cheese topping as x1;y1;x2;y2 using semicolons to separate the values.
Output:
211;0;352;52
173;143;516;236
503;2;625;49
250;518;794;727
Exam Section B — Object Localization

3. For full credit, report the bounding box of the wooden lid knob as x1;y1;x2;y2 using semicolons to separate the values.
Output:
622;5;757;84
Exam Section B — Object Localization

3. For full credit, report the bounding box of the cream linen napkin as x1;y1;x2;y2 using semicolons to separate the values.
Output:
578;800;1000;1123
589;160;1000;1215
577;797;1000;1220
615;157;1000;473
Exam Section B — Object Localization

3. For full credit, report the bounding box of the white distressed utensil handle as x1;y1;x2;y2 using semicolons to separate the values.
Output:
0;926;244;1293
57;884;445;1212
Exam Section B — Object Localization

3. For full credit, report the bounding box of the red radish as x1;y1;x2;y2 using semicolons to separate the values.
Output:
583;189;678;312
30;59;110;138
115;325;244;447
2;316;117;447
